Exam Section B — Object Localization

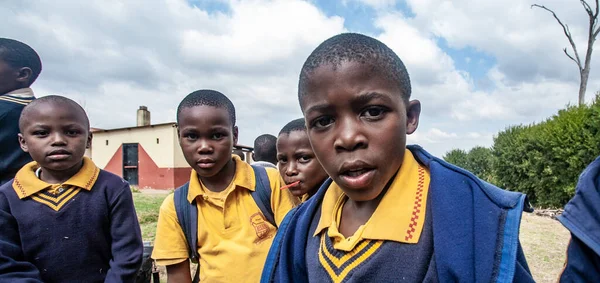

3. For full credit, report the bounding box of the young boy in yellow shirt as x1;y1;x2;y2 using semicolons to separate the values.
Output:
151;89;297;282
276;118;328;202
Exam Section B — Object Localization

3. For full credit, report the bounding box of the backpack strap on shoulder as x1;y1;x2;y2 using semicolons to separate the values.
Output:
251;165;276;227
174;182;199;263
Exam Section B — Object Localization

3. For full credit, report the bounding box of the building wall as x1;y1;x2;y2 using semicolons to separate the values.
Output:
90;123;191;189
91;124;179;168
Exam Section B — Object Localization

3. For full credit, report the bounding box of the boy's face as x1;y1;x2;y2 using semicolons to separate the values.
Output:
178;105;238;178
300;61;420;202
18;103;92;172
277;130;328;197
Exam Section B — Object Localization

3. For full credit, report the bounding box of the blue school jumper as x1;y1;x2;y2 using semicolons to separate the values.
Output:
0;91;35;185
261;145;534;283
558;156;600;281
0;168;143;282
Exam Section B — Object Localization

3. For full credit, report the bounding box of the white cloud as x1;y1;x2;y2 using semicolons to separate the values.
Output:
0;0;345;147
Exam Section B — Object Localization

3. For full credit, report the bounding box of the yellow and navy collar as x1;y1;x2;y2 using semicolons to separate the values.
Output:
12;157;100;199
314;150;431;245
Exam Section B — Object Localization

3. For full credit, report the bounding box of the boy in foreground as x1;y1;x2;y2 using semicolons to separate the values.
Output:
262;33;533;282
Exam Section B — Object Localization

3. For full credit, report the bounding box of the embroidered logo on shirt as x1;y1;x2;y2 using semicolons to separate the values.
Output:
250;212;273;243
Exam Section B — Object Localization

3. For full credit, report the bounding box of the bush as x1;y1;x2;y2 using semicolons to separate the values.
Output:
445;93;600;208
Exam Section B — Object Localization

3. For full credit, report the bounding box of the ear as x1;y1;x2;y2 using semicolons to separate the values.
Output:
15;67;32;85
232;126;239;145
18;133;29;152
405;99;421;135
86;132;93;149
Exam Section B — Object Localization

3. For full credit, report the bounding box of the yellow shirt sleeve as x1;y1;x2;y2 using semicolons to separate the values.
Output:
265;167;299;226
151;193;190;266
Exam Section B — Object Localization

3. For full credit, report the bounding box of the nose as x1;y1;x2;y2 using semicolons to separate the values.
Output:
285;161;298;176
333;117;367;152
197;138;213;154
50;132;67;146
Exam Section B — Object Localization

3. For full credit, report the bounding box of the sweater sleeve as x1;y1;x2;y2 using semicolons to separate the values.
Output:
104;181;144;282
0;192;43;282
559;234;600;282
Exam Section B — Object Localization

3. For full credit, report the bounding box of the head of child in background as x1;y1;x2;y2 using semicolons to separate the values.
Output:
17;95;91;184
298;33;421;202
277;118;328;198
176;89;238;186
233;148;245;161
253;134;277;165
0;38;42;95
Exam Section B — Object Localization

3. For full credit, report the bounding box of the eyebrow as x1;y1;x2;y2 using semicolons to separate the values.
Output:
305;91;393;114
353;92;392;106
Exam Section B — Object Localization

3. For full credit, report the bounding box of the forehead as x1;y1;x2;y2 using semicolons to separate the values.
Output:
277;130;311;150
300;61;403;109
22;102;87;127
178;105;232;127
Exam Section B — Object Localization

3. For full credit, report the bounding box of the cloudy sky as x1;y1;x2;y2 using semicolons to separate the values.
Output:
2;0;597;156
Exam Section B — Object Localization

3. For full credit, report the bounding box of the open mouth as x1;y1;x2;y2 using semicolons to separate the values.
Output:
339;162;376;189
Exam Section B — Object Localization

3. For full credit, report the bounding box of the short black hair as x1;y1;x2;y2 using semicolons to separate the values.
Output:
253;134;277;164
0;38;42;86
176;89;236;126
298;33;411;102
279;118;306;136
19;95;89;131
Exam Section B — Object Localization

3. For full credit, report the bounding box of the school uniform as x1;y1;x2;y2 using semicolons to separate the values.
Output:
262;145;535;283
151;155;298;282
0;157;143;282
558;156;600;281
0;88;35;185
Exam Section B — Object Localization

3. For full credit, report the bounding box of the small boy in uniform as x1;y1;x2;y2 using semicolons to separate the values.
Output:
0;95;143;282
262;33;534;282
276;118;328;202
151;90;297;282
0;38;41;185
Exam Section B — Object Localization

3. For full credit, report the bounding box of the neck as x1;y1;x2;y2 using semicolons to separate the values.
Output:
199;159;236;192
39;160;84;184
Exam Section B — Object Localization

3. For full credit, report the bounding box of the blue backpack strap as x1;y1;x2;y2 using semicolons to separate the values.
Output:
260;205;299;283
251;165;276;227
173;182;200;282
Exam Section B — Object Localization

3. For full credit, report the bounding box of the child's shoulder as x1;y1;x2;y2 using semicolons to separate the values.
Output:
94;169;131;193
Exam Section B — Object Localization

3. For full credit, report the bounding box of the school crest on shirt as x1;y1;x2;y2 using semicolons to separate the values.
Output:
250;212;273;243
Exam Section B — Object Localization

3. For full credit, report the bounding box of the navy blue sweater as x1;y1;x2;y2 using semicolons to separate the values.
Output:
559;156;600;281
0;94;34;185
261;146;534;283
0;169;143;282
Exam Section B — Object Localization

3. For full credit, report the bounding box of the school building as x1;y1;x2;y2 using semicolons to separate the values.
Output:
87;106;253;189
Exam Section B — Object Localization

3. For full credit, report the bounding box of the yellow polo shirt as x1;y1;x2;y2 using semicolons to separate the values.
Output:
314;149;431;251
152;155;298;282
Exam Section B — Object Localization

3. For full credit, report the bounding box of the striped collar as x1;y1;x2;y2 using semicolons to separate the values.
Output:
12;157;100;199
5;87;35;98
314;150;431;248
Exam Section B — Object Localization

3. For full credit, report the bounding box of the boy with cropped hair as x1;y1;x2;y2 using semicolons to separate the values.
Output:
0;95;143;282
262;33;534;282
152;90;297;282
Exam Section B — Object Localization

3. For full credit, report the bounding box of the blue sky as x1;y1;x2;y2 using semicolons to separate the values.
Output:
1;0;595;156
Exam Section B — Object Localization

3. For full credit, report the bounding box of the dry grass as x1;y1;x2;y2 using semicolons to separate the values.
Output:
520;213;570;283
133;194;571;282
